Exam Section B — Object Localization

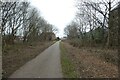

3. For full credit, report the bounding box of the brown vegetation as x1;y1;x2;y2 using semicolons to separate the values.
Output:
1;2;58;78
62;1;119;78
61;41;118;78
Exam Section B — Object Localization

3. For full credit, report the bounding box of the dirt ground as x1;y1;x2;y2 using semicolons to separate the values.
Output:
2;41;55;78
62;42;118;78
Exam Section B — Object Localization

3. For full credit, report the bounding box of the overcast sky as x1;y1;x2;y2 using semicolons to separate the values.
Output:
30;0;76;37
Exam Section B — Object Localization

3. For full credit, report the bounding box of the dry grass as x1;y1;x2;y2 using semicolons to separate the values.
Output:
62;41;118;78
2;41;55;78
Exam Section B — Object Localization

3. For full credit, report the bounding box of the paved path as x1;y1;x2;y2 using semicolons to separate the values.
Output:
0;55;2;79
10;41;63;78
0;37;2;79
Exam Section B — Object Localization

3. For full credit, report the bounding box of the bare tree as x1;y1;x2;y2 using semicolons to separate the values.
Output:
2;2;24;44
1;1;58;45
75;0;119;46
64;21;78;39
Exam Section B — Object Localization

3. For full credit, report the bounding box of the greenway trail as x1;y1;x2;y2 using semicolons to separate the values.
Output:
10;41;63;78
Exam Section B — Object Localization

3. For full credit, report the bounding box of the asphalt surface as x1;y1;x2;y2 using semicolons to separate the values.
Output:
10;41;63;78
0;55;2;79
0;38;2;79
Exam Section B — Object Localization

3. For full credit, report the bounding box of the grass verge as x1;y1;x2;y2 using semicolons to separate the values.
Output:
61;41;118;78
60;42;77;78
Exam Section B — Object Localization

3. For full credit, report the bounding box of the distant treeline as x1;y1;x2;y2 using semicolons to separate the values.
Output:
64;0;120;48
1;1;58;45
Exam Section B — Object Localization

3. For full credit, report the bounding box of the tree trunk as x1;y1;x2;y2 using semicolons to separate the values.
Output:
107;1;112;47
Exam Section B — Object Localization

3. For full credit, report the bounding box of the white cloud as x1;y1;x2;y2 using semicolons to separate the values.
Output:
30;0;76;37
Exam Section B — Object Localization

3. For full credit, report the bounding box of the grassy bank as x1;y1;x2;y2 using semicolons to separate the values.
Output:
60;42;78;78
60;41;118;78
2;41;55;78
